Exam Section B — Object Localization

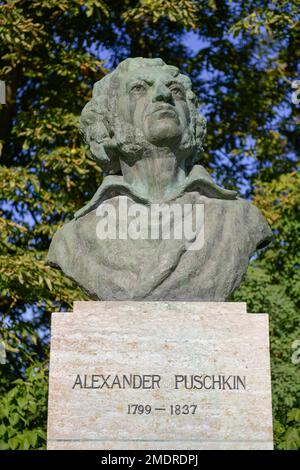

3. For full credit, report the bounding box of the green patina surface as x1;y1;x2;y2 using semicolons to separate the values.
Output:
47;58;272;301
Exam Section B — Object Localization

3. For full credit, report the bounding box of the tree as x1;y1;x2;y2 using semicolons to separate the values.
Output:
0;0;299;449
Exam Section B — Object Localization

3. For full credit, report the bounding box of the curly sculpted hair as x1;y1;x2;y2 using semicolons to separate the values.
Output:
80;57;206;174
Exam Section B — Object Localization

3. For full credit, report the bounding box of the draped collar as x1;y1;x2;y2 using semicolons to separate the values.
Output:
74;165;237;220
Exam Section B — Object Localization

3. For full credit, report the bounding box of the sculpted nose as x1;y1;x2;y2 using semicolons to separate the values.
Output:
152;83;172;103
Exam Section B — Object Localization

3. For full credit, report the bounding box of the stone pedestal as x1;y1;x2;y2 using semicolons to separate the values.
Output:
47;301;273;450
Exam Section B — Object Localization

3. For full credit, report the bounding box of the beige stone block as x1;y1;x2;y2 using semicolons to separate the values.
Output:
47;301;273;450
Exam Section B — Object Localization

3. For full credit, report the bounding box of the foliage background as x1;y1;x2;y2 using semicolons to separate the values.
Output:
0;0;299;450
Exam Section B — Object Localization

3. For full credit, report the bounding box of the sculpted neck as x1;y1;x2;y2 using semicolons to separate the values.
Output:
120;147;186;202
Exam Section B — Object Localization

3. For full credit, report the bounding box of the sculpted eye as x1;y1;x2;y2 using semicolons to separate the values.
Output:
130;83;147;93
170;86;184;98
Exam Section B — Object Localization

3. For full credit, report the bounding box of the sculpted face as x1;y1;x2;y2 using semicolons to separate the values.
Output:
118;66;190;147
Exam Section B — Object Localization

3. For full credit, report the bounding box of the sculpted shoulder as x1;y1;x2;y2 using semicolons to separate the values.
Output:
199;195;272;247
235;198;272;251
46;219;80;274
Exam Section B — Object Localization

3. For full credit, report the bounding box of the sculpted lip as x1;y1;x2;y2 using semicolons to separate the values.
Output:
148;105;177;117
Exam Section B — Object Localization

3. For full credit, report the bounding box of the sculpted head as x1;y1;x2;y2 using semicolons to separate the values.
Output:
80;58;206;173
